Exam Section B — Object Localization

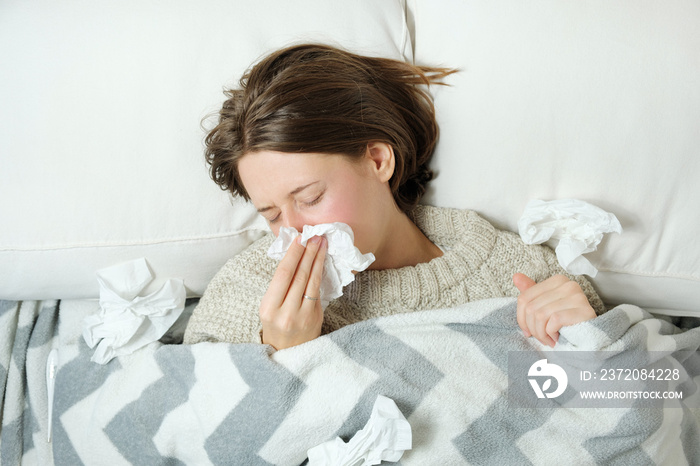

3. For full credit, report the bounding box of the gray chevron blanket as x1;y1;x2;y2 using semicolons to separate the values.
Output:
1;297;699;465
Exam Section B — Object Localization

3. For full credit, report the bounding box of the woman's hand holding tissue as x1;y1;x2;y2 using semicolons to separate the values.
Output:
513;273;596;348
260;235;328;350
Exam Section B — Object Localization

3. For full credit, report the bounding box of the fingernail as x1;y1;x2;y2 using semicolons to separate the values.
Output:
309;236;321;244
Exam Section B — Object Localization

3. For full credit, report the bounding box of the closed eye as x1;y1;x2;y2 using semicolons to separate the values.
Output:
267;212;281;224
304;193;324;207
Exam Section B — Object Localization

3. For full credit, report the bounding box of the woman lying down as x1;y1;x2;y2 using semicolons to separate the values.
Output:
183;44;606;351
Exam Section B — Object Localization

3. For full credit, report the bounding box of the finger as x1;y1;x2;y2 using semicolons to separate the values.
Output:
525;304;539;343
521;303;552;346
266;237;306;307
513;273;537;293
545;305;596;339
519;274;569;304
517;275;564;337
545;311;566;345
531;296;593;348
543;309;582;346
540;334;557;347
528;311;557;347
518;276;574;325
286;235;324;304
516;300;530;337
525;290;572;345
304;237;327;305
526;279;590;320
517;275;563;337
514;274;537;337
519;276;583;345
532;308;556;347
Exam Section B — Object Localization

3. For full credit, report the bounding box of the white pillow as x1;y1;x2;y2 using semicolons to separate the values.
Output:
410;0;700;316
0;0;411;300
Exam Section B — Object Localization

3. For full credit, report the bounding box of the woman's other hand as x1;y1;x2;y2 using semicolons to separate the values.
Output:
513;273;596;347
260;236;327;350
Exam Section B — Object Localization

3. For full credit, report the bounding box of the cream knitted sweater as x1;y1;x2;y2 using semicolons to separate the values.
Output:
184;205;605;345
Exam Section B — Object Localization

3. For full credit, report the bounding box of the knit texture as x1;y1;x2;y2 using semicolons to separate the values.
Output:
183;205;606;345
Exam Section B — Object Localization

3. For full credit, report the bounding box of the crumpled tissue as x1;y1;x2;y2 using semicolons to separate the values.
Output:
518;199;622;277
83;258;186;364
307;395;412;466
267;223;375;308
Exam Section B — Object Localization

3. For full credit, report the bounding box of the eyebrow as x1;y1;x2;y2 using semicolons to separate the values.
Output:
256;181;321;213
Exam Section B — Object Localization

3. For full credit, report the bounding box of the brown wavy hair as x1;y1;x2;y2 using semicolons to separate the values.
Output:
204;44;456;214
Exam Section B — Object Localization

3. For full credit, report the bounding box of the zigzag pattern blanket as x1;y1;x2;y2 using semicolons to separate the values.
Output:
1;297;699;465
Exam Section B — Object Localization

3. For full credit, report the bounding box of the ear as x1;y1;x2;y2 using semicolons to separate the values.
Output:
365;142;395;183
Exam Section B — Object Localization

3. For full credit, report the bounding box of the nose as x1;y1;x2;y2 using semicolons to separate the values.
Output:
280;208;307;233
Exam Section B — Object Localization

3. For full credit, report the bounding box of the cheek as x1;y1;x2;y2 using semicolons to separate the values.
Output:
313;196;362;227
268;197;364;237
306;174;367;228
318;195;379;253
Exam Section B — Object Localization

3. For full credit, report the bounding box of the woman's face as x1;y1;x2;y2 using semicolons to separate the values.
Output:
237;147;396;256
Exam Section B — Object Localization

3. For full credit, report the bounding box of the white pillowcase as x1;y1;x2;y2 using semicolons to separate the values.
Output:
0;0;411;300
410;0;700;316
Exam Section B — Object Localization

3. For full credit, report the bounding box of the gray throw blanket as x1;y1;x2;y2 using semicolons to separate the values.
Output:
1;297;699;465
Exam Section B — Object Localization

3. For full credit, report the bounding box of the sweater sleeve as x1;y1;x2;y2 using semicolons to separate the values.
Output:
488;230;607;315
183;235;277;345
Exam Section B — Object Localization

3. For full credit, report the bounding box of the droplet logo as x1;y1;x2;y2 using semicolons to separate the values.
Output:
528;359;568;399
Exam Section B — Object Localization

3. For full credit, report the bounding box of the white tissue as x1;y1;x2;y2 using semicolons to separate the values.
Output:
82;258;186;364
307;395;412;466
267;223;375;308
518;199;622;277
